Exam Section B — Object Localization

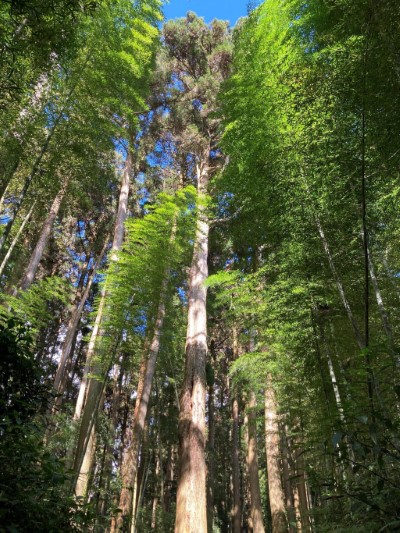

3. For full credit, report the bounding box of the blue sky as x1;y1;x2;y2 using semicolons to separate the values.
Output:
163;0;248;26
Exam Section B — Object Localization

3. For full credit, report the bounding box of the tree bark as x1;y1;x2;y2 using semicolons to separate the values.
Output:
315;216;364;350
72;150;133;493
231;328;242;533
75;422;97;500
280;425;296;533
114;280;167;531
246;390;265;533
53;241;108;398
264;376;287;533
20;179;69;290
0;201;35;278
232;396;241;533
175;162;209;533
293;444;311;532
207;377;215;532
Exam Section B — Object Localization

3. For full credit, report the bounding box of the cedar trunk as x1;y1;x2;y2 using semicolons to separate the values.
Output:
264;376;287;533
114;285;167;532
246;391;265;533
175;164;209;533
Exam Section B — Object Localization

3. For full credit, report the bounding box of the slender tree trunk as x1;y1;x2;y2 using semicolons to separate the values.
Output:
367;249;396;357
293;445;311;532
246;390;265;533
280;425;296;533
0;117;63;253
0;201;35;278
151;452;161;529
72;151;133;492
207;378;215;532
114;277;168;531
231;328;242;533
264;376;287;533
53;241;107;397
98;362;125;522
232;396;241;533
315;216;364;350
175;162;209;533
20;179;69;290
75;422;97;500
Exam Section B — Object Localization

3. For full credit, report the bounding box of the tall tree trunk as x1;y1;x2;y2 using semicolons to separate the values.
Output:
207;377;215;532
20;179;69;290
315;216;364;350
75;422;97;500
367;249;396;360
246;390;265;533
264;375;287;533
0;201;35;278
293;444;311;532
0;111;69;252
72;150;133;492
114;279;168;532
53;241;107;398
232;396;241;533
175;161;209;533
231;328;242;533
280;425;296;533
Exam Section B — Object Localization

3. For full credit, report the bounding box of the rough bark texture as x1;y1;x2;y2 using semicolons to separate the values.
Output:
175;165;209;533
20;179;68;290
264;376;288;533
247;391;265;533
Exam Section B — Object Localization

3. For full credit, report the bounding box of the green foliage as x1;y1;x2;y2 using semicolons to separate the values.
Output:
100;186;198;361
0;312;89;532
1;276;70;334
212;0;400;529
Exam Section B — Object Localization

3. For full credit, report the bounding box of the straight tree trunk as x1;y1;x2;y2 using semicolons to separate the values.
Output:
246;390;265;533
175;161;209;533
75;422;97;500
232;397;241;533
293;445;311;532
368;251;391;337
231;328;242;533
20;178;69;290
114;279;168;531
207;378;216;532
0;201;35;278
0;112;67;252
315;216;364;350
53;241;108;398
72;150;133;492
264;375;287;533
280;425;296;533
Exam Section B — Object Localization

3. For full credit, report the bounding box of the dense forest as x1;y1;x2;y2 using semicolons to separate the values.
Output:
1;0;400;531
